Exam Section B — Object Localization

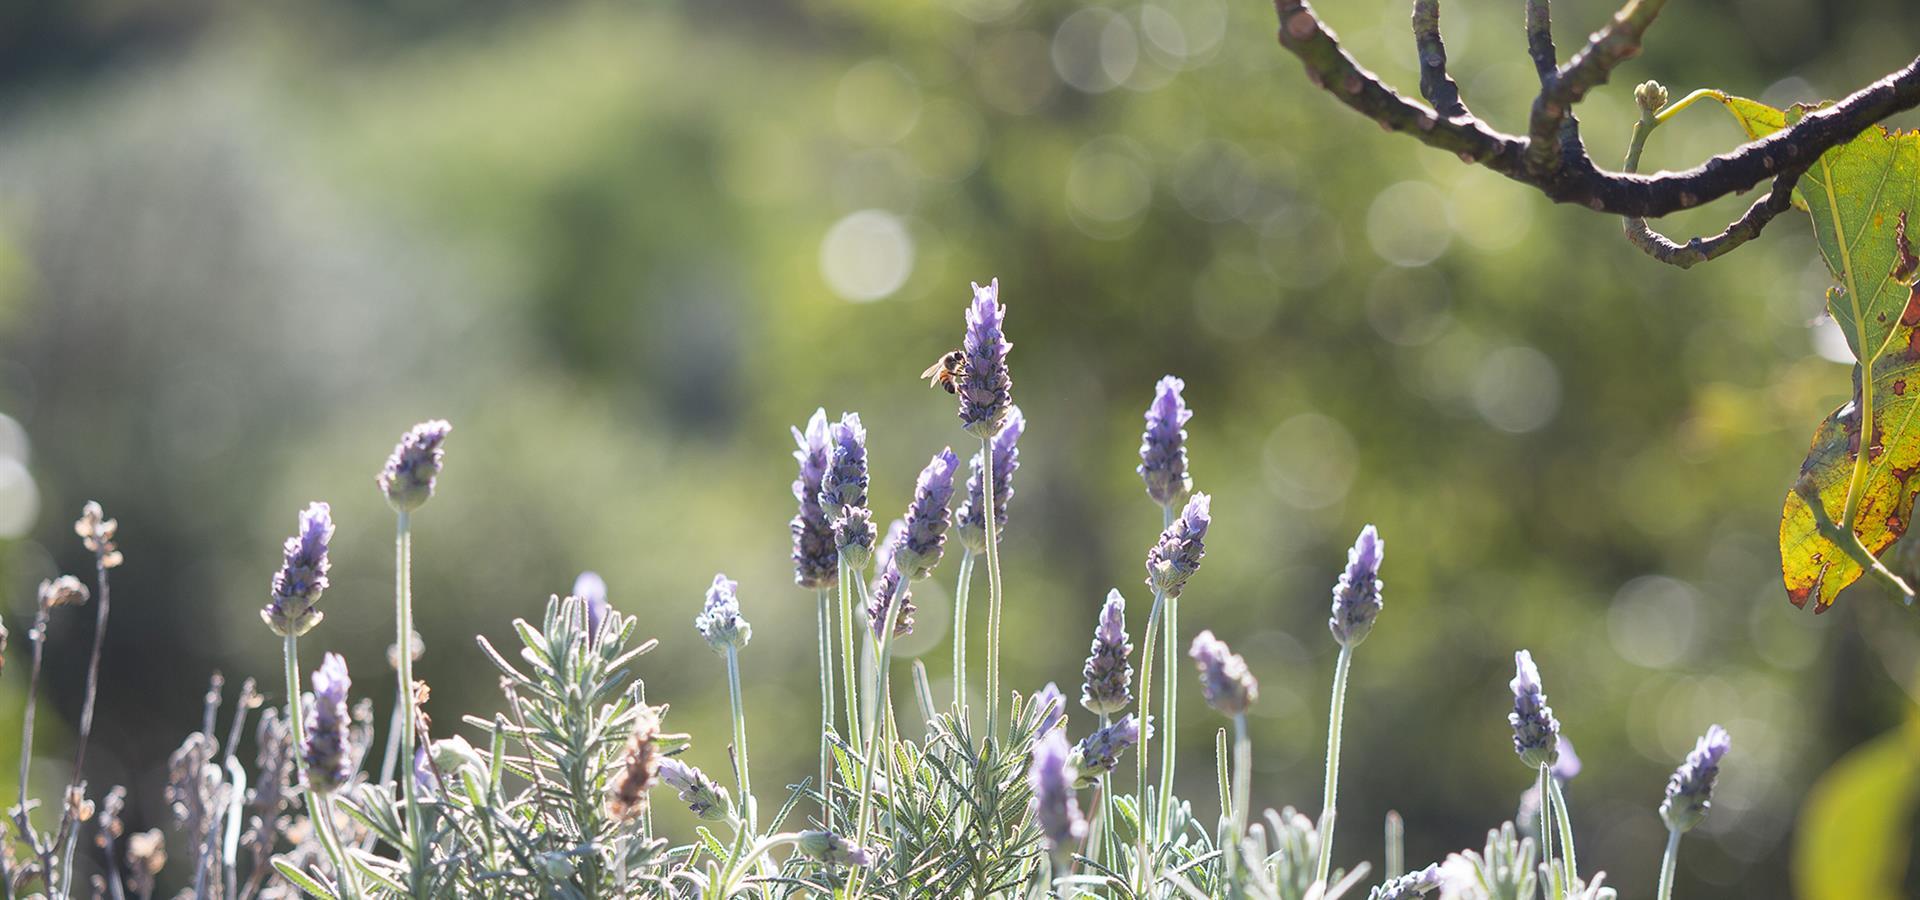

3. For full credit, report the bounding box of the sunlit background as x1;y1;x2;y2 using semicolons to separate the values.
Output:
2;0;1918;896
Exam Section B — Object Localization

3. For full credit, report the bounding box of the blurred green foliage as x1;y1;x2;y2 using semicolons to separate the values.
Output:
1;0;1918;896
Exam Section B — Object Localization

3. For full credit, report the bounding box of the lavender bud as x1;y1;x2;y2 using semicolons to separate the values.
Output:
892;448;960;581
1369;863;1443;900
820;412;868;511
1552;735;1582;782
1070;713;1149;789
302;653;354;793
955;407;1025;552
574;571;610;640
791;409;839;589
958;278;1013;437
1028;729;1086;853
1509;650;1561;769
1081;589;1133;715
262;502;333;638
1146;493;1211;598
867;526;916;639
798;829;874;868
1329;524;1384;648
378;420;452;513
1138;375;1193;509
1032;682;1065;736
1190;630;1258;716
659;757;733;822
38;575;90;610
1660;725;1730;833
694;574;752;652
413;744;436;798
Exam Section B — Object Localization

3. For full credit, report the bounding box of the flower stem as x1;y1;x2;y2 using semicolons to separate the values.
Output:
982;435;1005;739
1132;586;1166;889
1226;714;1252;888
817;588;835;829
1548;771;1579;889
724;644;757;832
1313;644;1354;886
394;511;426;893
1656;827;1681;900
1089;711;1113;867
851;598;904;900
15;610;51;896
1537;763;1561;900
1156;591;1179;845
284;635;358;899
952;549;975;717
57;553;114;900
839;557;861;742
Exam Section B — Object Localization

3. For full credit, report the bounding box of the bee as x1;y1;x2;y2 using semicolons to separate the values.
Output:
920;350;967;394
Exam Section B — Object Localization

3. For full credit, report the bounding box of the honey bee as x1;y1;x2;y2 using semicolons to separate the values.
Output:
920;349;967;394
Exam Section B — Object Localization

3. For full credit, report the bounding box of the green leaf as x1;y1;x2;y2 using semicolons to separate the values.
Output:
271;857;340;900
1710;93;1920;609
1792;713;1920;900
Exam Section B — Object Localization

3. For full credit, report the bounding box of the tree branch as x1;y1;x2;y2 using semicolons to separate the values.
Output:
1271;0;1920;245
1411;0;1467;119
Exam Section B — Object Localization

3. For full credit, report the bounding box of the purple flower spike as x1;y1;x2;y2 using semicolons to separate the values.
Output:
1081;589;1133;715
659;757;732;822
955;408;1025;552
1329;524;1385;648
694;574;752;652
820;413;874;568
790;409;839;590
573;571;610;639
1190;630;1258;716
1509;650;1561;769
798;830;875;868
1071;713;1149;788
1146;493;1211;598
1138;375;1194;510
1032;682;1066;737
867;527;916;640
1661;725;1730;833
413;744;436;798
892;448;960;581
1028;730;1086;854
302;653;354;793
1551;735;1581;783
1369;863;1443;900
379;419;452;513
958;279;1013;437
263;502;334;637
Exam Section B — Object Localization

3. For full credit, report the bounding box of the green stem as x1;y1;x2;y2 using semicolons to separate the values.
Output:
1313;644;1353;886
1132;586;1166;890
1227;714;1252;889
285;635;359;899
1156;591;1179;844
1537;763;1561;900
817;589;835;829
851;596;904;900
838;557;861;743
1090;712;1113;868
982;436;1005;739
394;511;426;894
725;644;757;832
1656;827;1681;900
952;550;975;718
1548;772;1579;889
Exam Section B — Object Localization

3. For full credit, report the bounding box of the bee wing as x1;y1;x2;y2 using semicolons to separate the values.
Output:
919;360;949;380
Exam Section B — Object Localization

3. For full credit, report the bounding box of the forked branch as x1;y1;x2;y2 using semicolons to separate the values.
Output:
1271;0;1920;264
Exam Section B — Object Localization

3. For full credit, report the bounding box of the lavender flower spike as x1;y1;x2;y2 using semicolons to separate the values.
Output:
1028;729;1086;854
378;419;452;513
1509;650;1561;769
1660;725;1731;833
573;571;610;641
1368;863;1443;900
1138;375;1194;509
958;278;1013;437
695;574;752;652
1146;492;1211;598
955;407;1025;552
1081;589;1133;715
1190;630;1259;716
791;409;839;589
302;653;354;793
1329;524;1384;648
820;412;874;569
892;448;960;581
659;757;733;822
1071;713;1150;788
797;830;875;868
1032;682;1066;736
867;523;916;639
263;502;334;638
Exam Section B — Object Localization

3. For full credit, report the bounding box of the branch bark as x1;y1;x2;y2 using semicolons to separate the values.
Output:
1271;0;1920;261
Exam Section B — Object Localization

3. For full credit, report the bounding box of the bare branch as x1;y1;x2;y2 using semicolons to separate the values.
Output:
1411;0;1467;119
1524;0;1556;84
1270;0;1920;243
1623;171;1801;268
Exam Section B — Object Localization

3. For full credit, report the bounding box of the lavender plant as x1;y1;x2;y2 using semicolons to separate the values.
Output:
6;278;1778;900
